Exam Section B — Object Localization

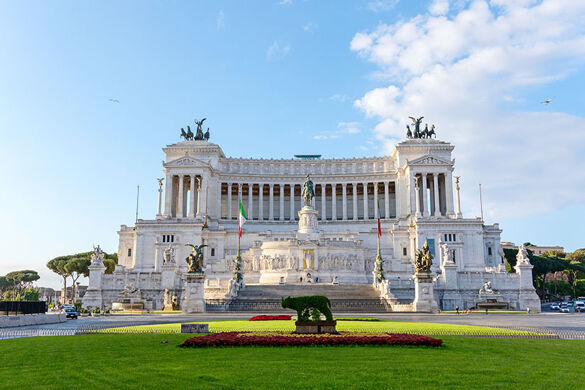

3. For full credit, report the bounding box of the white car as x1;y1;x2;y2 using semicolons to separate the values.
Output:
550;303;560;310
560;306;571;313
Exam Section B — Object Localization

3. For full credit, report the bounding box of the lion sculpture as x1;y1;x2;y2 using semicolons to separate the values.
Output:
281;295;333;322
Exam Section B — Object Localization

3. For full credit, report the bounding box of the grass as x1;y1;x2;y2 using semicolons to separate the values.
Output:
94;319;537;336
0;334;583;389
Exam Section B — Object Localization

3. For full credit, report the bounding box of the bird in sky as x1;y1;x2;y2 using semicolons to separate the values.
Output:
541;99;552;104
108;98;120;103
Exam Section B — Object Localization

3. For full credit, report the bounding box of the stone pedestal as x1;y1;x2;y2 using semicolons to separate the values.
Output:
295;321;338;334
83;262;106;308
182;273;206;313
413;272;439;313
514;261;541;312
297;206;319;241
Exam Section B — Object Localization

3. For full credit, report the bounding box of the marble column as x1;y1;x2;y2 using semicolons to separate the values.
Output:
422;174;429;217
199;176;208;220
331;184;337;220
394;180;401;219
384;181;390;219
259;184;264;220
321;185;326;221
433;174;441;217
446;173;454;216
410;173;416;218
363;182;369;220
269;184;274;220
374;181;379;219
415;179;421;217
163;175;172;217
187;175;194;218
217;183;222;219
248;184;253;220
227;183;232;220
352;183;358;221
177;175;184;218
289;184;294;221
279;184;284;221
342;183;347;220
238;183;243;215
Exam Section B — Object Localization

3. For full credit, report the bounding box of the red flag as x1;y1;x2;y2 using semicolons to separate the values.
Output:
377;200;382;237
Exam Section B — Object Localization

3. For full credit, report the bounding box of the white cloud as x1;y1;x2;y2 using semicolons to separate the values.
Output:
278;0;293;5
217;10;225;30
366;0;399;12
351;0;585;220
313;122;363;140
266;40;291;60
330;93;351;103
429;0;449;15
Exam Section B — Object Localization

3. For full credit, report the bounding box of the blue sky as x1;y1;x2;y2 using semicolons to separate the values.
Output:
1;0;584;289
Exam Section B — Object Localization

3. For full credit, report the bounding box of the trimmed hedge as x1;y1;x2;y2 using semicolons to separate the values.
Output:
180;332;443;347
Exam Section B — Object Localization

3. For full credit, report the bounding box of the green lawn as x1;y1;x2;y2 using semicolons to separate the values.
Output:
0;334;582;389
95;319;537;336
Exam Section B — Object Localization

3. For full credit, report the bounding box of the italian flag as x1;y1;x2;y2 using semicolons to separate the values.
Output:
238;201;247;237
377;200;382;237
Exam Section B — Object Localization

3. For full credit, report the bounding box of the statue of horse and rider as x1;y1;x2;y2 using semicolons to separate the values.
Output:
406;116;436;139
180;117;211;141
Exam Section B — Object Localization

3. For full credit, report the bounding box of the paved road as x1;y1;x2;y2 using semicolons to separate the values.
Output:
4;311;585;333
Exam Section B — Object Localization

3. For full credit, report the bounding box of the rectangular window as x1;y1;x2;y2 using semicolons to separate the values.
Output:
488;247;492;256
127;248;132;257
211;248;215;257
402;247;407;256
162;235;166;243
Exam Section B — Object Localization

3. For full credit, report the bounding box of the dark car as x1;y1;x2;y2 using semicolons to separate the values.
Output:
64;308;78;319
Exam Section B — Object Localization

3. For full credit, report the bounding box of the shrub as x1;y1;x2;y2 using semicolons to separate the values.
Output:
180;332;443;348
249;315;292;321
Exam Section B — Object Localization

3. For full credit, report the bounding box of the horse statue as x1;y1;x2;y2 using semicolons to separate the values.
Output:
422;124;430;139
301;174;315;207
406;125;413;139
186;126;194;140
180;128;189;140
204;128;210;141
428;124;436;138
194;118;206;140
185;243;207;273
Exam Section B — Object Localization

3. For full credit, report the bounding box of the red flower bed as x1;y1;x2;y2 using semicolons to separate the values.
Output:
248;315;292;321
180;332;442;347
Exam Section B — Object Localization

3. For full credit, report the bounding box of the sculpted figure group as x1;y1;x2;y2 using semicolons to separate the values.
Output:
180;117;211;141
406;116;436;139
413;241;433;273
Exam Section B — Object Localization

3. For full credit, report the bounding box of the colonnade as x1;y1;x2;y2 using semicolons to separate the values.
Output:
411;172;453;217
219;181;398;222
163;174;207;219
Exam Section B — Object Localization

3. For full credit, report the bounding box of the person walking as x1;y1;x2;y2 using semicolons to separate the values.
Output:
526;307;530;315
456;305;460;315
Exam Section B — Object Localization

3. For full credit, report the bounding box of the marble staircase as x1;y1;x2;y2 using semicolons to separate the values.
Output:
209;284;390;313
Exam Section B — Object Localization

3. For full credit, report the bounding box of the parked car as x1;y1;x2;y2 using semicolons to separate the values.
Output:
64;308;78;319
550;302;560;310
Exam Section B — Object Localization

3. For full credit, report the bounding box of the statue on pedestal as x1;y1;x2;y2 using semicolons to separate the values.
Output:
162;245;175;264
185;243;207;273
479;281;496;295
516;244;530;264
413;241;433;273
91;245;104;265
302;174;315;207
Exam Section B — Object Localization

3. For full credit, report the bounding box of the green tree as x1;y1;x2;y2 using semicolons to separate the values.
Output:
5;270;40;300
0;276;11;295
64;255;91;299
47;257;71;303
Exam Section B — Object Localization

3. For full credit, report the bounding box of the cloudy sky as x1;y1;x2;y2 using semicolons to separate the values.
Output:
0;0;584;289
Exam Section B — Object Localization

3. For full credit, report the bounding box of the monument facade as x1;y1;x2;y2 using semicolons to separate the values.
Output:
84;119;540;312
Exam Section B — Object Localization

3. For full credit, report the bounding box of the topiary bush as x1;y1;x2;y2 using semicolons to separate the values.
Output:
281;295;333;322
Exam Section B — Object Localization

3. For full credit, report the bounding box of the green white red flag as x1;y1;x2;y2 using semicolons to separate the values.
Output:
238;201;247;237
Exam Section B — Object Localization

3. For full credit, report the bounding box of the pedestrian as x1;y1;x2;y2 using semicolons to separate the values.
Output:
527;307;530;315
456;305;459;315
485;308;488;315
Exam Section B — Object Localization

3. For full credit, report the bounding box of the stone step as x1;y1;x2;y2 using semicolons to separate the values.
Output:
222;284;389;313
